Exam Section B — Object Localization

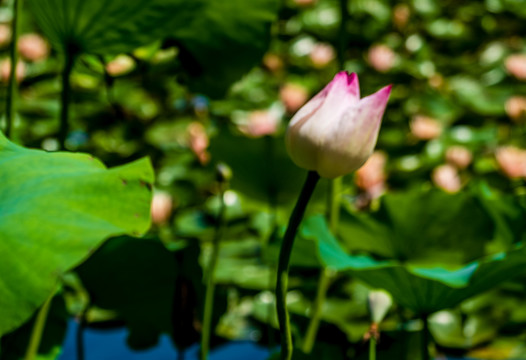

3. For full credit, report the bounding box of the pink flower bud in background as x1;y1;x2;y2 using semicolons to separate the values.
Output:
368;45;396;73
18;33;49;62
505;54;526;81
505;96;526;121
428;74;444;89
0;24;11;47
0;59;25;83
410;115;443;140
280;83;309;113
393;4;410;29
263;53;284;73
106;55;135;76
151;191;174;225
355;151;387;199
286;71;392;178
432;164;461;193
309;43;335;68
240;110;280;138
445;146;472;169
187;122;210;165
496;146;526;179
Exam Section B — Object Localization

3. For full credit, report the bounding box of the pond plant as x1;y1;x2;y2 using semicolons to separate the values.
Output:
1;0;526;360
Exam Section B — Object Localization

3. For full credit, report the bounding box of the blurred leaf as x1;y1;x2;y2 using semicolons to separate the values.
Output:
304;214;526;314
209;129;305;205
429;310;497;349
28;0;202;55
75;236;176;349
338;188;496;264
173;0;278;97
449;76;509;116
0;132;154;337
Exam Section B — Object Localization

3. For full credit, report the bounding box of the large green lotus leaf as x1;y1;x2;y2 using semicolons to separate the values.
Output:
173;0;278;97
75;236;176;350
338;188;496;265
0;132;154;337
303;215;526;314
27;0;202;55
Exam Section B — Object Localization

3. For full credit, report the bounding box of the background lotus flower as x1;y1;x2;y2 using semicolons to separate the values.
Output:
410;115;443;140
445;145;472;169
285;71;392;178
505;54;526;81
280;82;309;113
368;44;396;73
18;33;49;62
432;164;462;193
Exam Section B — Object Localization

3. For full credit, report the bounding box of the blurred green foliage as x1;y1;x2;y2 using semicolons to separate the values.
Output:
1;0;526;359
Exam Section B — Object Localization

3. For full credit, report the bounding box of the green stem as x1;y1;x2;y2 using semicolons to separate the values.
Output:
59;50;76;150
276;171;320;360
337;0;349;69
328;177;342;231
200;191;227;360
421;315;430;360
4;0;22;138
76;308;87;360
24;291;54;360
301;268;333;353
369;335;376;360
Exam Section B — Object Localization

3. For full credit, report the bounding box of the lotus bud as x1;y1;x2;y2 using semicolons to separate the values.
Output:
280;83;309;113
151;191;174;225
0;24;11;47
505;96;526;121
310;43;335;68
355;151;387;198
445;145;472;169
368;290;392;324
393;4;410;29
18;33;49;62
0;59;25;83
240;109;280;138
187;122;210;165
496;146;526;179
432;164;461;193
285;71;392;178
410;115;443;140
263;53;284;73
368;45;396;73
106;54;135;76
505;54;526;81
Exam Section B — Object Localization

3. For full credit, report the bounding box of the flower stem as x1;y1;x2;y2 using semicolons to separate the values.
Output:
369;335;376;360
301;267;333;353
24;290;54;360
4;0;22;138
276;171;320;360
200;191;227;360
328;177;342;231
421;314;430;360
337;0;349;69
59;50;76;150
76;308;87;360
